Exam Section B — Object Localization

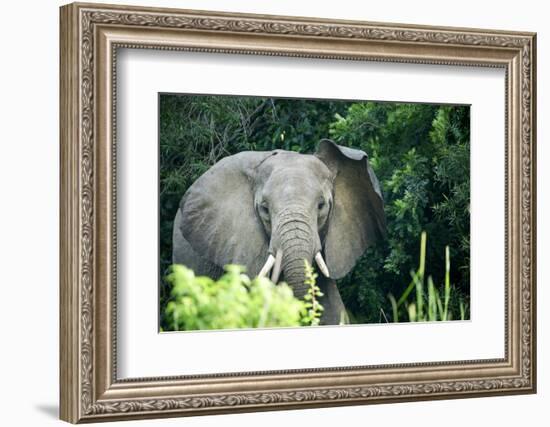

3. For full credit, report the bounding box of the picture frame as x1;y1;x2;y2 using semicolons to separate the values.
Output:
59;2;537;423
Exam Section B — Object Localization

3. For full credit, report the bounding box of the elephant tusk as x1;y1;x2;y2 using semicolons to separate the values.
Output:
258;254;275;278
315;252;330;278
270;249;283;284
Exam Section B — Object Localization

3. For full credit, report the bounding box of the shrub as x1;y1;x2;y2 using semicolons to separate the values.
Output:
163;263;324;331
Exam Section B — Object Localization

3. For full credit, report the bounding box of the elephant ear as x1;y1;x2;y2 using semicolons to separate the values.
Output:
315;139;386;279
178;151;272;276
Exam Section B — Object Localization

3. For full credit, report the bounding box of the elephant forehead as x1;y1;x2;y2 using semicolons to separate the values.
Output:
262;151;332;179
262;164;333;202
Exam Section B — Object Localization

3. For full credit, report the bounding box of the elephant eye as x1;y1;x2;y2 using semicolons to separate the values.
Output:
318;201;326;210
260;202;269;215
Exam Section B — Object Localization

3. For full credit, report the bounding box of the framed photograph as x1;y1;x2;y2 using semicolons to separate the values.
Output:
60;2;537;423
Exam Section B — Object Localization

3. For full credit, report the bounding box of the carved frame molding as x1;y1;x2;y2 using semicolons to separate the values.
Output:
60;2;536;423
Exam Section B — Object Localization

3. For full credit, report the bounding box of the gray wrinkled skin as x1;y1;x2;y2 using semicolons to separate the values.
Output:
172;139;385;325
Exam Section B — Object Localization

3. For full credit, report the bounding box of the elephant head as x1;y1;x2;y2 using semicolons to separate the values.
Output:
177;139;385;297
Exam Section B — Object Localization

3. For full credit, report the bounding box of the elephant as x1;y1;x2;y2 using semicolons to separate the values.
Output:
172;139;385;325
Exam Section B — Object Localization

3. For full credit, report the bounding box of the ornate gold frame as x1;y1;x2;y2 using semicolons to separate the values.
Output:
59;2;537;423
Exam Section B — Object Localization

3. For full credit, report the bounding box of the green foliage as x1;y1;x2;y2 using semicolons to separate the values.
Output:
389;232;467;322
163;264;324;331
330;102;470;322
300;260;324;326
159;95;471;328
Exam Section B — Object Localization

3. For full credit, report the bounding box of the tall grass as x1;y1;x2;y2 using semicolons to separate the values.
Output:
388;232;467;322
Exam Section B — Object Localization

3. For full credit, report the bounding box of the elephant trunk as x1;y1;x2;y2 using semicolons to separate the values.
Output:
275;214;316;298
282;249;311;298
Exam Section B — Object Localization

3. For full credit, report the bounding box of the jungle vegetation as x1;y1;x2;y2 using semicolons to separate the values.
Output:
159;94;470;330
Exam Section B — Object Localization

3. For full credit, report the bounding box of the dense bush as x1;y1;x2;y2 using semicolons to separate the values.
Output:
329;102;470;323
163;263;324;331
159;95;470;329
